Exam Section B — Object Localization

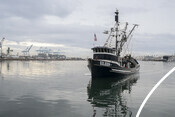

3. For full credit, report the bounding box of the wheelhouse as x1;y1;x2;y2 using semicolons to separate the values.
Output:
92;47;118;61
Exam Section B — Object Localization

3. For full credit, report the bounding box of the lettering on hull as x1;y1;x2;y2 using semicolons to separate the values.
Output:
100;61;111;67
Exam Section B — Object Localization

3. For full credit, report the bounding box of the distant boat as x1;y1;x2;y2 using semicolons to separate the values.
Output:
88;9;140;78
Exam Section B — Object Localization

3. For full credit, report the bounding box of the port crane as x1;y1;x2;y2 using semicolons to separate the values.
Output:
36;47;52;54
7;47;13;56
22;44;33;56
0;37;5;58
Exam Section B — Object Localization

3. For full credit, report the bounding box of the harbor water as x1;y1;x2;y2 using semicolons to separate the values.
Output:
0;61;175;117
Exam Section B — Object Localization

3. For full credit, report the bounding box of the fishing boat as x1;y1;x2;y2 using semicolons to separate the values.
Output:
88;9;140;78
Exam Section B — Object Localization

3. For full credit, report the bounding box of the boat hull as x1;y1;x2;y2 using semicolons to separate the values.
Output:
88;58;140;78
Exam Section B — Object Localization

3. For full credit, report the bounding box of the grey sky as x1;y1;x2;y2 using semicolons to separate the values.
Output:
0;0;175;57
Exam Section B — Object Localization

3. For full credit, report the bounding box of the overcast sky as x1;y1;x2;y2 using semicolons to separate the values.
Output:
0;0;175;57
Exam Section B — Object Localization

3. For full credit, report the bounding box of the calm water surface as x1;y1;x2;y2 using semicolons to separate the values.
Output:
0;61;175;117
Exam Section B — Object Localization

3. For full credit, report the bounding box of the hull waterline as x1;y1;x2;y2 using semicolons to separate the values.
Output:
88;59;140;78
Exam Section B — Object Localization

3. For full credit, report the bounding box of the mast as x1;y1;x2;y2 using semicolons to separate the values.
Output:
115;9;119;55
104;9;138;56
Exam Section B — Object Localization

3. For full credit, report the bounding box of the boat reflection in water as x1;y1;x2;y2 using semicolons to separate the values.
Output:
87;74;139;117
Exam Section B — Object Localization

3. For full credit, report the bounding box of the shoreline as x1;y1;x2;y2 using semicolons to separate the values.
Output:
0;58;86;61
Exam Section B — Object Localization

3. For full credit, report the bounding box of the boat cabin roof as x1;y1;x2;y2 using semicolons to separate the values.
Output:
92;46;116;54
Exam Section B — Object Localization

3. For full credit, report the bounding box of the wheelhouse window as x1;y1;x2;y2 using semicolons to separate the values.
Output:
107;49;110;53
93;48;116;54
93;54;117;61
